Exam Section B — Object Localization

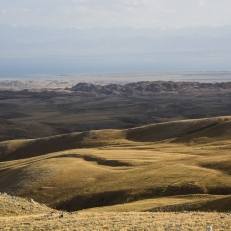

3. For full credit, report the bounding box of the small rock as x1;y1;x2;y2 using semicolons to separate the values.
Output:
206;226;213;231
60;212;65;218
29;198;36;204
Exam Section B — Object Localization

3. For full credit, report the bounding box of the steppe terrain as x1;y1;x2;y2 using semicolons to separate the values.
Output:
1;77;231;230
1;116;231;230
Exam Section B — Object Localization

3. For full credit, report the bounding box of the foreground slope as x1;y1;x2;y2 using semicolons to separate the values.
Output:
0;116;231;212
0;193;230;230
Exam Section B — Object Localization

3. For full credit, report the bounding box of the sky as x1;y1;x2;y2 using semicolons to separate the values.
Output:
1;0;231;29
1;0;231;75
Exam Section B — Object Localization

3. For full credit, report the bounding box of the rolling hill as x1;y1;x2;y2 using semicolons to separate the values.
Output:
0;116;231;213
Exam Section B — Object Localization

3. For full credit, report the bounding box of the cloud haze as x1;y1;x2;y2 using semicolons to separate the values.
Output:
1;0;231;28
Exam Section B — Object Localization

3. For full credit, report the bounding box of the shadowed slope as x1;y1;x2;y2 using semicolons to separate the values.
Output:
126;116;230;142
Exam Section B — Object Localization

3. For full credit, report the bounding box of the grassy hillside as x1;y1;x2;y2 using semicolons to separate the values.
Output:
0;116;231;212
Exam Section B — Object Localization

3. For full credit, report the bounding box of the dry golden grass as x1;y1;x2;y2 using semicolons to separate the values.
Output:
0;116;231;214
1;194;231;230
0;210;231;230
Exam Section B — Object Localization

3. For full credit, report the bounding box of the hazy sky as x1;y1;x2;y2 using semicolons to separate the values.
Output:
1;0;231;29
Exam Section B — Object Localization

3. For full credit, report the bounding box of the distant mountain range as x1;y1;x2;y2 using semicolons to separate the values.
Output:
1;25;231;59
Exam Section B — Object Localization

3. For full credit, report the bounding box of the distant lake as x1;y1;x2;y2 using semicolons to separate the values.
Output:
0;56;231;79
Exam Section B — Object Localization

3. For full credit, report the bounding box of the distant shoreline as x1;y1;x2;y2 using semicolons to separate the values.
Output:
0;71;231;83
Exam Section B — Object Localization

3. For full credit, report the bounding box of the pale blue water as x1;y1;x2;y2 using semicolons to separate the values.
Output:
0;56;230;78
